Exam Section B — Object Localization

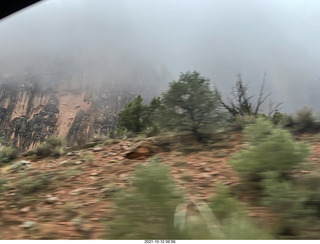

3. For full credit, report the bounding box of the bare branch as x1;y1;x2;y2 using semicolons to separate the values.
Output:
254;72;268;115
218;72;282;119
268;99;283;117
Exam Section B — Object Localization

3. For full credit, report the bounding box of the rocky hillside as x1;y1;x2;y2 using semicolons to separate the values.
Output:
0;132;246;239
1;128;320;239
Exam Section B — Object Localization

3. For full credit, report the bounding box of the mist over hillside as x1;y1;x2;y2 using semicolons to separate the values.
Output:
2;2;320;239
0;0;320;112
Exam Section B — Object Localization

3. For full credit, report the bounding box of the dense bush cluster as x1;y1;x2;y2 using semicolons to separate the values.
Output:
107;158;273;239
230;119;309;185
34;136;65;159
0;137;18;165
107;157;184;239
0;146;18;165
230;119;320;238
117;95;163;137
117;71;224;141
279;107;320;133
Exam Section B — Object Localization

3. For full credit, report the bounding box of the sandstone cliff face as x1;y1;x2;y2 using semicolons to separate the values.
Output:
0;81;135;150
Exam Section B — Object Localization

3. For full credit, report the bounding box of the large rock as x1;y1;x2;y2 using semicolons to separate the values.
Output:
125;141;159;160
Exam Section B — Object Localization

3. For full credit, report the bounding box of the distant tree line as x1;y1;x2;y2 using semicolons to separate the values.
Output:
117;71;224;142
117;70;319;141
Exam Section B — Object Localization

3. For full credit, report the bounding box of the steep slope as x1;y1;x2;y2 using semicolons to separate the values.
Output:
0;80;138;150
0;132;246;239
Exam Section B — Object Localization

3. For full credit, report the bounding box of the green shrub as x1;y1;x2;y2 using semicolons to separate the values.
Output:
143;97;164;137
117;96;164;137
14;172;51;195
106;157;185;239
35;136;65;159
295;107;315;132
83;151;94;162
262;172;299;211
243;117;273;143
100;183;124;198
272;111;284;125
261;172;320;238
230;118;309;187
0;146;18;165
45;136;64;148
34;143;52;158
0;176;7;195
209;184;247;221
117;95;148;134
294;171;320;218
279;113;295;129
144;124;161;137
207;184;273;239
231;114;256;130
162;71;224;142
279;108;319;133
229;118;320;238
221;214;273;239
180;185;272;239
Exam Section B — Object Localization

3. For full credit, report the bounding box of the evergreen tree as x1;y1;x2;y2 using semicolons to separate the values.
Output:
162;71;223;141
117;95;147;133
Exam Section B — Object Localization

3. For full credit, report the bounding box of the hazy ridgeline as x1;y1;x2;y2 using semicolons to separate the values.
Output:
0;0;320;112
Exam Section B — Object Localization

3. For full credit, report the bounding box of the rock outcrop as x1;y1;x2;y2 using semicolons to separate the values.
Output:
0;80;135;150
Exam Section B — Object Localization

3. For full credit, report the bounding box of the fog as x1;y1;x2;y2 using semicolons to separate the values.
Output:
1;0;320;112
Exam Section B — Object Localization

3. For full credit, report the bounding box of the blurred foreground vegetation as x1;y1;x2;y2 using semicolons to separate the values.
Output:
106;118;320;239
106;158;272;239
1;71;320;239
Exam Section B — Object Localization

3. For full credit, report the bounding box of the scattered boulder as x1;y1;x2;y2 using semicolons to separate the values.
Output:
59;160;68;165
125;141;158;159
223;181;233;185
201;167;211;172
92;147;103;152
70;188;84;196
202;174;211;179
46;196;59;204
20;206;31;213
10;160;31;170
85;187;96;190
119;173;128;179
67;151;80;156
72;217;84;228
115;156;124;161
22;221;37;229
122;146;130;151
21;160;31;165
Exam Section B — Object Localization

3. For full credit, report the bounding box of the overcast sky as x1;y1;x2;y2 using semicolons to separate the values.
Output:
1;0;320;112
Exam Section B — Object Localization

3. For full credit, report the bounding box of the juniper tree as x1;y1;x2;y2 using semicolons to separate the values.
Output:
162;71;223;142
117;95;148;133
